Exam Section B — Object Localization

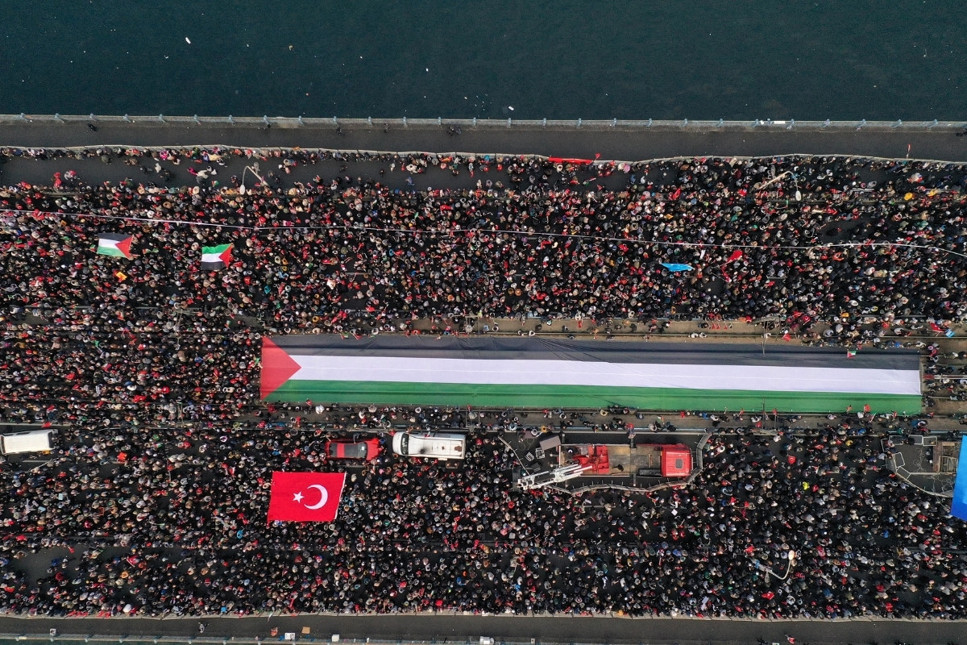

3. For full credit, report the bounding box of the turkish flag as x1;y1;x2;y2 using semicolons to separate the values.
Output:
267;472;346;523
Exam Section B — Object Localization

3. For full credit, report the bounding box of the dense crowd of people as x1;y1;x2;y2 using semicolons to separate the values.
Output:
3;146;966;331
1;147;965;425
1;421;965;618
1;146;966;619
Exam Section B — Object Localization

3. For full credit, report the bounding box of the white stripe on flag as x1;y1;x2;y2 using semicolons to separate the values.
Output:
285;355;920;396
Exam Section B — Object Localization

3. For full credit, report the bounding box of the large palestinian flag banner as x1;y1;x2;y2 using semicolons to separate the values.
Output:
260;335;922;414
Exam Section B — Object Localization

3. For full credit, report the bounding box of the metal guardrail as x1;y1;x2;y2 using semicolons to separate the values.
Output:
1;114;966;132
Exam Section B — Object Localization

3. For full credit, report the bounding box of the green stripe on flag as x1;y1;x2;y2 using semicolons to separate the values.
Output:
264;379;922;415
97;245;127;257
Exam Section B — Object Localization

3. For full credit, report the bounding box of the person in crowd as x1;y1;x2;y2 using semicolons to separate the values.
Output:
0;419;965;618
0;146;965;618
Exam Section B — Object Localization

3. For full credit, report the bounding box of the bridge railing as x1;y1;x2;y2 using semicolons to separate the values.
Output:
1;113;966;133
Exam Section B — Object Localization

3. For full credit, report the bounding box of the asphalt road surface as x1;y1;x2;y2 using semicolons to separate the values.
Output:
3;613;967;645
1;120;967;162
2;121;966;643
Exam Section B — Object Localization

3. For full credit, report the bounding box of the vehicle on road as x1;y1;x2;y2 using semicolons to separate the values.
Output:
566;442;693;477
325;437;380;461
0;429;53;455
392;431;466;461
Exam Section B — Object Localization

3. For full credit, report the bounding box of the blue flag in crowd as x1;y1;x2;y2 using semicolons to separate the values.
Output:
952;440;967;521
660;263;694;272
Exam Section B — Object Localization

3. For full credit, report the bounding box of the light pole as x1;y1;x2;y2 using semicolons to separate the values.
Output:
239;163;265;195
755;549;797;580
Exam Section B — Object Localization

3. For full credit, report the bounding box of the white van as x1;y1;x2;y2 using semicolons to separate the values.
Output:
0;429;53;455
392;432;466;461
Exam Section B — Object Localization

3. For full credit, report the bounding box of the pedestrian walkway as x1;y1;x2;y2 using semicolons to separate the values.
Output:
3;613;967;645
2;116;967;161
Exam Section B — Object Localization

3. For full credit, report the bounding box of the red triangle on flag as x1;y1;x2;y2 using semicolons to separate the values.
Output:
219;244;233;266
116;236;134;259
260;337;301;399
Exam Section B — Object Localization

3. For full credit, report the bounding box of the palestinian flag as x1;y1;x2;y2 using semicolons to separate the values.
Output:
261;336;923;414
201;243;233;270
96;233;133;259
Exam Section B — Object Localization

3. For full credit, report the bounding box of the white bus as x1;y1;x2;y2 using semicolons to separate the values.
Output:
0;429;53;455
392;431;466;461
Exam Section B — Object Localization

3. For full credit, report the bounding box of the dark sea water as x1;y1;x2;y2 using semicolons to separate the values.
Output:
2;0;965;120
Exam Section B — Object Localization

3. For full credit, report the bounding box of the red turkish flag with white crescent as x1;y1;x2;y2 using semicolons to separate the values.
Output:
267;472;346;522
